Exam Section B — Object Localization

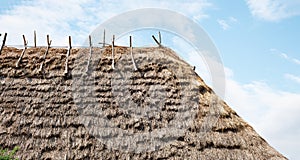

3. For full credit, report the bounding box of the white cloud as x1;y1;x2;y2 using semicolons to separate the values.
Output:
246;0;300;21
0;0;98;46
280;53;288;59
292;58;300;65
217;17;238;30
270;48;300;65
0;0;212;46
217;19;230;30
285;73;300;84
224;69;300;159
229;16;237;22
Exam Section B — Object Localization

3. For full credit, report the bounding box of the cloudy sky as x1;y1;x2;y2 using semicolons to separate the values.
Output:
0;0;300;159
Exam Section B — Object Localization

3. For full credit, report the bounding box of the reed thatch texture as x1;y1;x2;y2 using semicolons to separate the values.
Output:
0;46;287;159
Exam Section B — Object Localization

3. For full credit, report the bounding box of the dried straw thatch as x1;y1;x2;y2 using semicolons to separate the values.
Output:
0;46;287;159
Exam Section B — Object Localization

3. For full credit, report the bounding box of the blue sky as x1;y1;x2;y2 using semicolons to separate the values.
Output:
0;0;300;159
201;0;300;92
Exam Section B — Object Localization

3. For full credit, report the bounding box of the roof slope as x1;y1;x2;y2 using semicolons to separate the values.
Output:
0;46;287;159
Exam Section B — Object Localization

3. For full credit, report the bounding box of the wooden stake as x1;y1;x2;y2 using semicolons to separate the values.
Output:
152;32;162;47
68;36;72;49
103;29;105;48
16;35;28;67
34;30;36;47
38;35;52;72
152;35;161;47
158;31;161;44
130;36;137;71
64;36;72;75
111;35;115;69
23;35;28;49
129;36;132;47
89;35;92;47
86;35;92;73
47;35;52;47
0;33;7;55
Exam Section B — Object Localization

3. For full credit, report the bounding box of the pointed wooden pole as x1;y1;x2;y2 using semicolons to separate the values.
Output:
152;33;161;47
130;36;137;71
34;30;37;47
111;35;115;69
86;35;92;73
0;33;7;55
16;35;28;67
38;34;52;72
64;36;72;76
158;31;161;44
103;29;106;48
152;31;162;47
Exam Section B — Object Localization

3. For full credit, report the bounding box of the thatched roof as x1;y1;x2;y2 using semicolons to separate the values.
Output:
0;46;287;159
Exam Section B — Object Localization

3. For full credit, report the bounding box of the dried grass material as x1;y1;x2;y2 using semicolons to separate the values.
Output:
0;46;287;159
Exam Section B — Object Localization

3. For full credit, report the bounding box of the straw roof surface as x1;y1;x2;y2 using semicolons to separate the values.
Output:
0;46;287;159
